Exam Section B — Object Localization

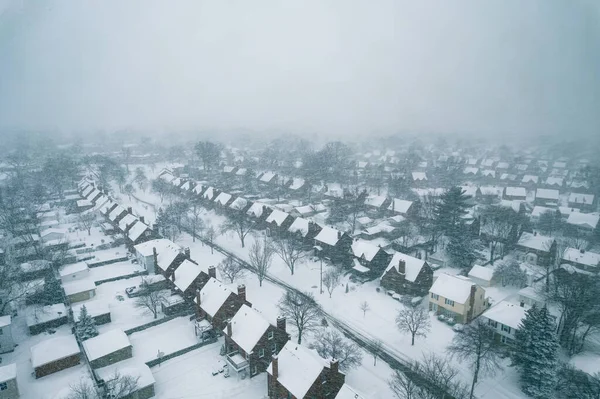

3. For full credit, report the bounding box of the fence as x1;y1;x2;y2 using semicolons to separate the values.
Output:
94;270;148;286
123;310;196;335
87;256;129;268
145;337;218;368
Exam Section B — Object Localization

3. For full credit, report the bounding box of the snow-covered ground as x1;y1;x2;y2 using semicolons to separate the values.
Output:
88;260;144;282
129;316;198;362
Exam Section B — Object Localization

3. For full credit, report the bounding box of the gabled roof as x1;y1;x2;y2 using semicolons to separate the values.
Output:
247;202;269;218
225;304;271;354
230;197;248;211
430;274;478;304
127;221;151;242
568;193;594;204
364;195;388;208
482;300;528;330
108;205;127;222
567;212;599;229
195;278;234;317
289;178;306;190
517;232;554;252
193;184;205;195
468;265;494;282
288;217;310;237
83;329;131;361
384;252;427;282
173;259;208;292
535;189;559;201
531;206;555;218
314;226;342;246
351;239;382;262
521;175;539;184
562;248;600;267
504;187;526;197
412;172;427;181
265;209;290;226
266;341;328;399
388;198;413;214
259;171;277;183
335;384;369;399
203;187;216;200
214;192;232;206
118;213;137;232
134;238;175;257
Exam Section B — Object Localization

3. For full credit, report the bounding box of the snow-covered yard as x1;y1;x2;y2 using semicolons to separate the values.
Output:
129;316;198;362
88;260;144;282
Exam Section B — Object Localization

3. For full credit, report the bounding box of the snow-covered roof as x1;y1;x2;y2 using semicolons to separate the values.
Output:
500;173;517;181
77;199;93;207
517;232;554;252
468;265;494;282
96;359;155;391
82;186;94;197
100;200;115;215
388;198;413;214
365;195;388;208
482;300;528;330
260;171;277;183
384;252;427;282
266;341;328;399
203;186;216;199
108;205;127;222
196;278;233;317
247;202;269;218
127;221;151;242
236;168;247;176
335;384;369;399
430;274;478;304
215;192;232;205
26;303;68;326
567;212;599;230
93;196;109;210
314;226;342;246
63;279;96;296
86;188;101;200
351;239;382;262
568;193;594;205
412;172;427;181
173;259;208;292
0;364;17;383
504;187;526;197
83;329;131;361
479;186;502;196
0;315;11;328
496;162;509;169
59;262;89;277
223;166;236;173
230;197;248;211
562;248;600;268
156;241;183;271
134;238;175;257
535;189;559;201
545;177;563;186
118;213;137;232
193;184;205;195
71;300;110;318
265;209;290;226
463;167;479;175
288;217;310;237
531;206;555;218
481;169;496;178
521;175;539;184
294;205;317;216
159;172;175;183
31;335;80;368
289;178;306;190
181;181;191;191
225;304;271;354
171;177;182;187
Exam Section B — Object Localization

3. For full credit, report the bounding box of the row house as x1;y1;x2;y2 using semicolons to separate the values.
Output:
125;219;155;250
544;176;564;190
428;274;488;323
223;304;290;379
195;278;251;330
267;342;345;399
134;238;188;275
380;253;433;296
247;203;274;225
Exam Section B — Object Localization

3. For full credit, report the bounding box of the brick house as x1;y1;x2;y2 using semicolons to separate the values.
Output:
314;226;353;265
223;304;290;379
287;218;322;247
267;342;345;399
349;239;391;278
265;210;295;236
503;187;527;201
195;278;251;330
380;253;433;296
170;260;214;298
533;189;560;207
0;364;18;398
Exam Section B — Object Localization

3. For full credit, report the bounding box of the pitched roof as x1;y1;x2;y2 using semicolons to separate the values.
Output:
504;187;526;197
215;192;232;205
562;248;600;268
335;384;369;399
95;359;155;390
173;259;208;292
127;221;151;242
535;189;559;201
225;304;271;354
468;265;494;282
567;212;599;229
351;240;382;262
288;217;310;237
384;252;427;282
430;274;478;304
568;193;594;205
31;335;80;368
195;278;234;317
314;226;342;246
63;279;96;296
265;209;290;226
517;232;554;252
364;195;388;208
118;213;137;232
388;199;413;214
83;329;131;361
266;342;328;399
230;197;248;210
134;238;175;257
482;300;528;330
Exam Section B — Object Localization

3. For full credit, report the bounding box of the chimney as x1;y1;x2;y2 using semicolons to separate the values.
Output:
185;247;191;259
196;290;201;306
153;247;158;270
128;206;133;214
237;284;246;303
171;272;176;282
276;316;286;332
397;260;406;275
226;320;232;336
330;358;339;375
139;216;145;224
208;266;216;279
271;355;279;380
337;230;342;239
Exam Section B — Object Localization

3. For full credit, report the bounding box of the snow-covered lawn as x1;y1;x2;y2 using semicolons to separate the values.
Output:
129;316;198;362
86;246;130;263
88;260;144;282
66;225;114;249
151;339;268;399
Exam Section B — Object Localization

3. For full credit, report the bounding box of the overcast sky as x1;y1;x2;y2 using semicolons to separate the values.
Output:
0;0;598;139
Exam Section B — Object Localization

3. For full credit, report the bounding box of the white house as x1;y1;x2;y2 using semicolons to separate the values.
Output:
481;300;529;344
468;265;496;287
0;316;15;354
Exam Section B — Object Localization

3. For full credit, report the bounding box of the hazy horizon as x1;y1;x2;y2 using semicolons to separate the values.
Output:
1;0;599;139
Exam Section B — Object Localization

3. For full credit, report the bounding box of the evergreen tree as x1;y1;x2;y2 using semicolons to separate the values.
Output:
42;275;63;305
446;228;478;270
75;305;99;341
514;305;559;398
434;186;471;236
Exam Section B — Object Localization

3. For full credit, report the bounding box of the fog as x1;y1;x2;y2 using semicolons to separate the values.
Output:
0;0;599;139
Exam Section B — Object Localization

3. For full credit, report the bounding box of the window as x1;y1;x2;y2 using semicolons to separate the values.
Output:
500;335;513;344
271;343;277;354
501;324;512;334
0;328;3;335
488;320;498;328
321;374;328;385
0;382;6;391
444;298;454;307
268;331;274;340
258;348;265;358
252;365;258;375
430;293;439;300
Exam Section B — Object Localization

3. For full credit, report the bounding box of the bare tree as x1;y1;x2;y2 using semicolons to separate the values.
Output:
202;223;218;254
0;263;43;315
66;379;100;399
372;339;383;366
446;319;503;399
248;240;274;287
103;370;140;398
77;212;96;236
278;291;321;344
218;257;245;283
134;278;167;319
220;213;253;248
389;369;420;399
270;236;308;275
360;301;370;317
323;268;342;298
395;306;431;346
309;329;363;372
480;206;517;264
187;201;204;242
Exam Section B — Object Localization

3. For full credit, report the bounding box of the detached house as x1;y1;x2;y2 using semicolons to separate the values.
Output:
265;210;295;236
195;278;251;330
481;300;529;345
503;187;526;201
314;226;353;265
380;253;433;296
349;239;391;277
223;305;289;379
428;274;488;323
516;232;556;267
568;193;596;212
533;189;559;207
387;198;416;218
561;248;600;273
171;259;213;298
267;342;345;399
288;218;322;246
